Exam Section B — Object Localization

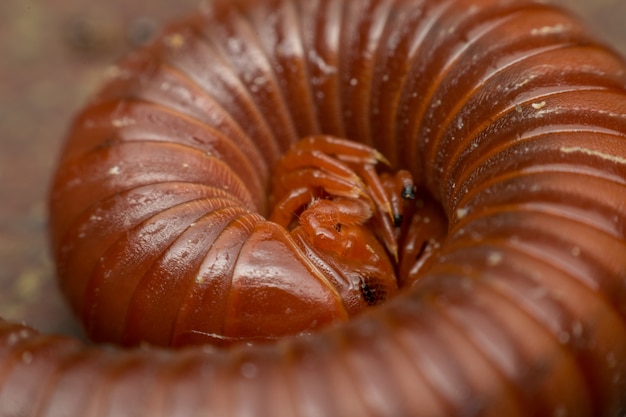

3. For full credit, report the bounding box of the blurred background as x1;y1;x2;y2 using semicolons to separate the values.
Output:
1;0;625;339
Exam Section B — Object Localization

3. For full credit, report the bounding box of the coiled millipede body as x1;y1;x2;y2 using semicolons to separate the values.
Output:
2;0;626;415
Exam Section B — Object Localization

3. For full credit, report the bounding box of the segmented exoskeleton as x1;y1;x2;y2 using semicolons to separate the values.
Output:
2;0;626;415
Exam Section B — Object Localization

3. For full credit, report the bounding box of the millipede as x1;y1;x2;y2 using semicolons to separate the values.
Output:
2;0;626;415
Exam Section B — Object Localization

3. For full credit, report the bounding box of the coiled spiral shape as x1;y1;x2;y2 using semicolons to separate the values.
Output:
2;0;626;415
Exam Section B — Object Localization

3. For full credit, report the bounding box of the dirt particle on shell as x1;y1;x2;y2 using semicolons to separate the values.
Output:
487;251;503;266
531;101;547;110
21;351;33;364
165;32;185;48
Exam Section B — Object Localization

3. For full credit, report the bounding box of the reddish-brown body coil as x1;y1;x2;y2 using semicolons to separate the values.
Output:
2;0;626;415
